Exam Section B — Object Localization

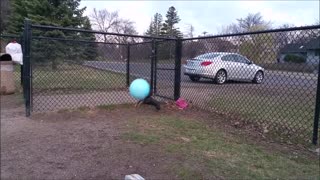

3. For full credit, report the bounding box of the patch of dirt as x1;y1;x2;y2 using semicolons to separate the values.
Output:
1;95;318;179
1;97;186;180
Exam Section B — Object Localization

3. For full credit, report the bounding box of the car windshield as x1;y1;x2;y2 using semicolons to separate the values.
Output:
194;53;220;60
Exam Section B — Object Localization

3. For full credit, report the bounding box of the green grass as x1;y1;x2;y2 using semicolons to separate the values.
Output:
31;64;127;93
122;132;160;145
12;64;128;94
122;115;319;179
174;166;203;180
209;93;315;140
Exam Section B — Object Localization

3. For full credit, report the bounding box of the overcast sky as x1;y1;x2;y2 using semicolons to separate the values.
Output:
80;0;320;36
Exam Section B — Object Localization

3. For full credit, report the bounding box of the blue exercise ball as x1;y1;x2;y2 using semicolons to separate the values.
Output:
129;79;150;100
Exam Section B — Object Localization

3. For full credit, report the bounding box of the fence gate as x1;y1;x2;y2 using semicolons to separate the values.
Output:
21;19;181;116
152;39;181;100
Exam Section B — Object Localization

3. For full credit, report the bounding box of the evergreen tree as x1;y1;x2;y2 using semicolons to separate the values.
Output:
161;6;182;38
145;19;154;36
8;0;88;34
81;18;98;60
153;13;163;36
0;0;11;33
145;13;163;37
8;0;97;69
6;0;30;34
156;6;182;60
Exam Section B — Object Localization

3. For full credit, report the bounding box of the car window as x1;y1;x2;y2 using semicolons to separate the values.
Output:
221;54;235;62
234;55;248;64
240;56;250;63
195;53;220;59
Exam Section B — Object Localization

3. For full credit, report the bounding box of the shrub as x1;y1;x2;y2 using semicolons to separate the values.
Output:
258;63;317;73
284;54;306;63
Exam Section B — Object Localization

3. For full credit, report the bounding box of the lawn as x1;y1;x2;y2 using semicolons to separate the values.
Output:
31;64;127;94
121;108;319;179
2;96;319;179
208;92;316;142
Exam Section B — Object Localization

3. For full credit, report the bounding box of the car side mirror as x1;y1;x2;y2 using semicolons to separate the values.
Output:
247;61;253;65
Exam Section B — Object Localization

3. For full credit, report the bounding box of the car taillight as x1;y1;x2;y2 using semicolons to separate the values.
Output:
200;61;212;66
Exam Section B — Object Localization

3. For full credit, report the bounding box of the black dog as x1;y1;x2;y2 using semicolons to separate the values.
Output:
136;95;161;110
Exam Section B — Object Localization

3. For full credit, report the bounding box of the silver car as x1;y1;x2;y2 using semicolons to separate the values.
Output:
184;52;265;84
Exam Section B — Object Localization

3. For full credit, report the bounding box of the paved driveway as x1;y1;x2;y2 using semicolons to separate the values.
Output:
83;61;318;108
84;61;318;88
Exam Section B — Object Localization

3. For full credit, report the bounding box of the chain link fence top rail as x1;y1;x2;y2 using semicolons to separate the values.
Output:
181;27;319;143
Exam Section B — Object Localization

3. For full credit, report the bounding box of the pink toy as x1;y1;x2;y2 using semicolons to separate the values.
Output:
176;98;188;110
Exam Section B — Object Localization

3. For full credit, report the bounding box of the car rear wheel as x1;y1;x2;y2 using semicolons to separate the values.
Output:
189;76;200;82
253;71;264;84
215;70;227;84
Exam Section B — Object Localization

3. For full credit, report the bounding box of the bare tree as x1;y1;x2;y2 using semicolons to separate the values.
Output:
218;23;242;35
202;31;208;36
185;24;194;38
113;19;138;60
114;19;138;43
90;8;138;43
237;13;272;32
90;8;138;61
218;13;272;35
278;23;295;29
90;8;121;42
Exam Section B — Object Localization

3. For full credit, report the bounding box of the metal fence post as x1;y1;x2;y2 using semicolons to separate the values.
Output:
174;39;182;101
23;19;31;117
312;62;320;145
22;30;26;100
153;41;158;95
19;35;24;85
150;39;155;96
126;44;130;87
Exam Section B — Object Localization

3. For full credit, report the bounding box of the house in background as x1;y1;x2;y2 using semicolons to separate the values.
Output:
279;37;320;64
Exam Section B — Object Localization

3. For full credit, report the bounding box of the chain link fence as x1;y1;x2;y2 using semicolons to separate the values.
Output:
25;24;177;112
3;21;319;144
181;27;320;143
